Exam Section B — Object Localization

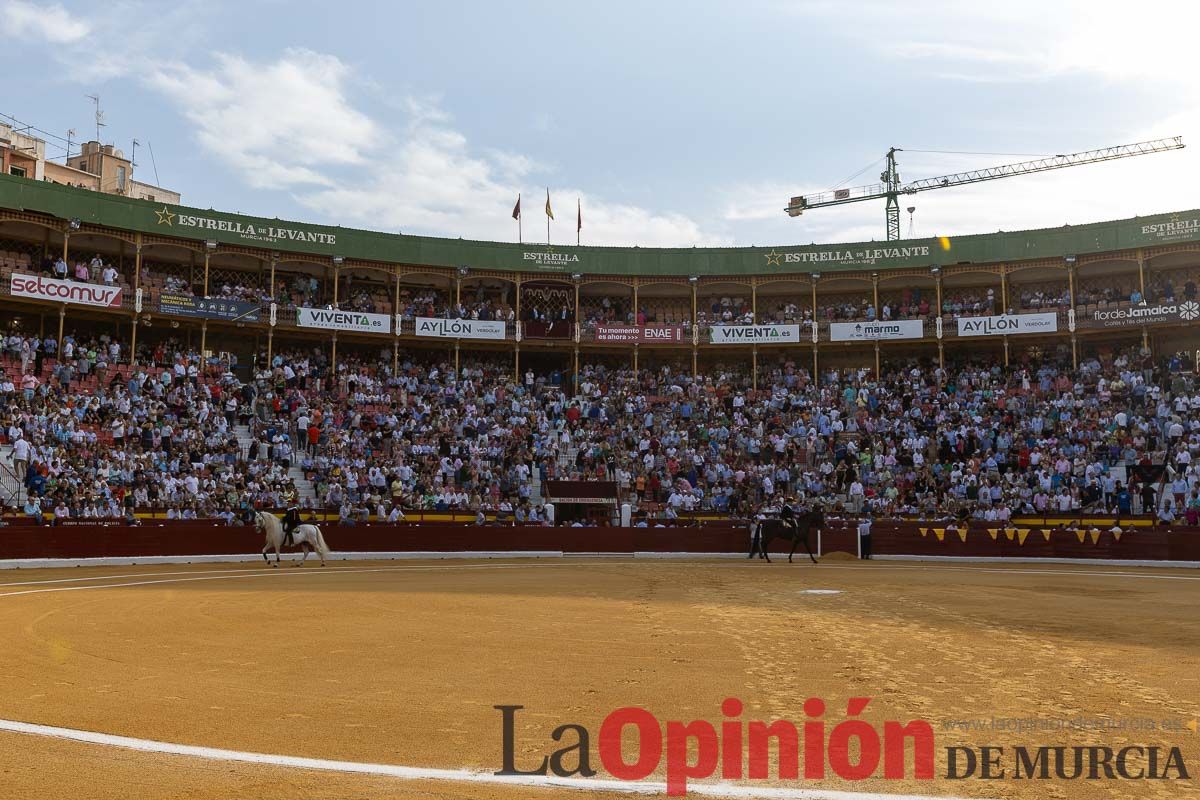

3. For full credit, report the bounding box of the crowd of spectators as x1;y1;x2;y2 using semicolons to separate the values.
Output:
3;323;1199;528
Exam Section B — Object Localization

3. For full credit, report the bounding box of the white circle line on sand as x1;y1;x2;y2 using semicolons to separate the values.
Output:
4;557;1200;601
0;561;591;599
0;717;990;800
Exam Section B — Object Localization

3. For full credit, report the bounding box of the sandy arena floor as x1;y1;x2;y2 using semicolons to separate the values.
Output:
0;557;1196;800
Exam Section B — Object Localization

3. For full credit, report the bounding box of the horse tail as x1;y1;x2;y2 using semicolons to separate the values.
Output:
312;525;332;557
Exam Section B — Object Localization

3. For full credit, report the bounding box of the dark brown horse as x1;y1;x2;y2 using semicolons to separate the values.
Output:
751;508;824;563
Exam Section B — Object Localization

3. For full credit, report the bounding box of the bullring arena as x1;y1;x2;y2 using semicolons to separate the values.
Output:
0;551;1198;800
3;153;1200;800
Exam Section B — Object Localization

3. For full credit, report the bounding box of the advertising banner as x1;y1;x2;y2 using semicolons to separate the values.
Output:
595;325;686;343
297;307;391;334
710;324;801;344
10;273;122;308
1088;301;1200;329
415;317;507;340
158;292;261;322
829;319;925;341
956;312;1058;337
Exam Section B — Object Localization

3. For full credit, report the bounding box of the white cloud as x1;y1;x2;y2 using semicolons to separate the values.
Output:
723;0;1200;246
4;0;88;43
297;103;728;247
146;49;381;190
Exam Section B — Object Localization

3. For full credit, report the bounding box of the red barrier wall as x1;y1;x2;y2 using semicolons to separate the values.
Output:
0;520;1195;562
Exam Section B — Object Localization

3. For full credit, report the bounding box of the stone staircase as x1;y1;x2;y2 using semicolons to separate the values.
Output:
288;466;317;502
0;444;25;508
232;424;254;462
529;463;543;504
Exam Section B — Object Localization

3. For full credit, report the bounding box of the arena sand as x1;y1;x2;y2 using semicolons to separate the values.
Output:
0;558;1196;800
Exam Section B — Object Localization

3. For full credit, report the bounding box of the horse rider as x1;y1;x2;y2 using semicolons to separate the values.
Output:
282;505;302;547
779;495;798;532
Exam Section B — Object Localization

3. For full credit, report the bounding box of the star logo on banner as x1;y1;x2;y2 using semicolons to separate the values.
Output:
155;206;175;226
1180;301;1199;321
764;250;782;266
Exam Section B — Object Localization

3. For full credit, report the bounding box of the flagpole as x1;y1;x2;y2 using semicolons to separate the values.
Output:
577;198;580;247
519;207;522;244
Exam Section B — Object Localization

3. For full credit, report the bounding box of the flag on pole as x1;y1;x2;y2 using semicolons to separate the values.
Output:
545;188;554;220
512;194;521;220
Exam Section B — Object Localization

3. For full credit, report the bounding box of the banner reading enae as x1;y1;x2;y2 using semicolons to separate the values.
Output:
297;307;391;334
416;317;507;340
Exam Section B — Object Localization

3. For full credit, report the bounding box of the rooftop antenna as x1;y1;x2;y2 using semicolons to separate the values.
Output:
131;138;140;168
65;128;76;160
147;140;162;186
85;94;105;142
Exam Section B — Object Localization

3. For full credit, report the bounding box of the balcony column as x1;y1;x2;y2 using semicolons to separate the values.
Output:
56;305;65;358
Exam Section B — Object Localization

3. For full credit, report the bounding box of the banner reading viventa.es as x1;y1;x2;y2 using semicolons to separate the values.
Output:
709;324;801;344
297;307;391;333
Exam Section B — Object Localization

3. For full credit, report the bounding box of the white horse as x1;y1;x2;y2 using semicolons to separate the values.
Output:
254;511;331;567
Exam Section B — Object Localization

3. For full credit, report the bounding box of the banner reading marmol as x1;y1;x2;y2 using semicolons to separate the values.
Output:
710;324;801;344
415;317;506;340
297;307;391;334
830;320;925;341
10;273;122;308
159;292;261;322
957;312;1058;337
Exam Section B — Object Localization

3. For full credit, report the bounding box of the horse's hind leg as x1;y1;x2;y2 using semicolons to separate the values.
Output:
296;543;309;567
806;532;818;564
788;537;797;563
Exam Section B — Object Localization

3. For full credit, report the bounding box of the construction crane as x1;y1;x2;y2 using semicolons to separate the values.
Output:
784;137;1185;240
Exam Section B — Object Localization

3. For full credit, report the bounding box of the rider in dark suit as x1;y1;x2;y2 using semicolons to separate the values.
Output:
282;506;301;547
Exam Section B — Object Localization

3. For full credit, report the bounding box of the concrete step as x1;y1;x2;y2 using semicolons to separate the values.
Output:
288;466;316;499
0;444;26;508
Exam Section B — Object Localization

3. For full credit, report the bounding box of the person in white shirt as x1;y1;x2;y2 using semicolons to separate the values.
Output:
11;435;31;477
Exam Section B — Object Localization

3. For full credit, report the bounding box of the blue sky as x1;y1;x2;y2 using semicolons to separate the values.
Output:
5;0;1198;247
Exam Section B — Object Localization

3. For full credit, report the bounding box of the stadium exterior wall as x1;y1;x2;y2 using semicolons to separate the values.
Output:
1;521;1197;564
2;173;1198;276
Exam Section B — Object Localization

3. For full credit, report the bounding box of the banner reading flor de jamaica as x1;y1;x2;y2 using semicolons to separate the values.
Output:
10;273;122;308
415;317;507;340
956;312;1058;337
297;307;391;334
710;323;801;344
830;320;924;342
